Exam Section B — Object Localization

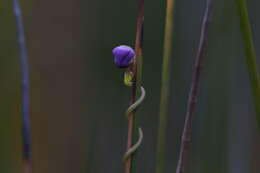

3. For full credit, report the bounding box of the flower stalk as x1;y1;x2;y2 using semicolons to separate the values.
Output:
124;0;144;173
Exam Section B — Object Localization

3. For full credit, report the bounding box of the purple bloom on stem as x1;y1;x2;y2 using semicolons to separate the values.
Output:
112;45;135;68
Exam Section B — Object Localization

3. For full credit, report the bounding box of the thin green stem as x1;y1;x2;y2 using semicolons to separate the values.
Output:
155;0;175;173
236;0;260;129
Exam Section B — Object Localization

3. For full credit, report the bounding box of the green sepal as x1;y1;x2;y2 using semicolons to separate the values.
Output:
124;71;133;87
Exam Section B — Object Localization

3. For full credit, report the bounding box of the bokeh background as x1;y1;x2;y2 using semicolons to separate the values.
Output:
0;0;259;172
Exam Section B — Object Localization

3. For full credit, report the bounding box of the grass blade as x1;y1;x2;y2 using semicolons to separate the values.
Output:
155;0;175;173
236;0;260;129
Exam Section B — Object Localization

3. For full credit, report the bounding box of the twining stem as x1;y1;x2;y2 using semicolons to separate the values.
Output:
175;0;213;173
13;0;32;172
125;0;144;173
155;0;175;173
236;0;260;129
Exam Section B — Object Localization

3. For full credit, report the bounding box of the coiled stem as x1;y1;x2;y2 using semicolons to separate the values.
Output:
123;128;143;161
126;86;146;119
123;86;146;162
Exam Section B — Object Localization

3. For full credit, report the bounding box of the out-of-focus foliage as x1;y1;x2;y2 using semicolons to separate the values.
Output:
0;0;259;173
0;1;23;173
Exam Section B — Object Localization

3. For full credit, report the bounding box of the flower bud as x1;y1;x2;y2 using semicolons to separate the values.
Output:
112;45;135;68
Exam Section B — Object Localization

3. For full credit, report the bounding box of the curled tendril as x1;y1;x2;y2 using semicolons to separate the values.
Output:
123;86;146;162
126;86;146;119
123;128;143;161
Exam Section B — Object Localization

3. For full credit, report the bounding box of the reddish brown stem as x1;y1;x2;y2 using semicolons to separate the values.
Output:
175;0;213;173
25;161;32;173
124;0;144;173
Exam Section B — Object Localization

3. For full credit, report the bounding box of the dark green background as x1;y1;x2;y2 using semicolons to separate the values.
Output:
0;0;259;172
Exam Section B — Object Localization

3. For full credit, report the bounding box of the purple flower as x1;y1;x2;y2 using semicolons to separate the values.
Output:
112;45;135;68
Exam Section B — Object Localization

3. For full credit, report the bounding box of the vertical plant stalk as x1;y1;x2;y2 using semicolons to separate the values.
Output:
125;0;144;173
155;0;175;173
13;0;32;172
175;0;213;173
236;0;260;129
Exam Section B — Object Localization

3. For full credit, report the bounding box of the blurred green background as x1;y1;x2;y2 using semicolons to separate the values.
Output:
0;0;259;172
